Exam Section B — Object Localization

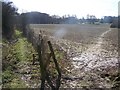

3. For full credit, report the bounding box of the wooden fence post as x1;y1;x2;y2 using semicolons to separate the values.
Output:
37;35;46;90
27;29;62;89
48;41;61;90
32;54;35;65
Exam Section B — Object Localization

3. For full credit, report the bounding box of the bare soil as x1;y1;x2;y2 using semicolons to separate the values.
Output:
30;24;118;88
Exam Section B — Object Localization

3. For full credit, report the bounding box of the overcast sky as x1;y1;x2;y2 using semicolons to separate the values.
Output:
10;0;119;18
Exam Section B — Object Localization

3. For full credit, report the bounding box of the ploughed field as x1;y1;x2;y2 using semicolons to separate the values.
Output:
29;24;118;88
29;24;117;59
30;24;110;43
30;24;110;56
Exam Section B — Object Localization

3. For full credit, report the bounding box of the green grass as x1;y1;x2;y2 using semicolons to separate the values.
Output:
2;29;73;88
14;38;27;61
13;30;35;62
2;69;26;88
14;30;22;38
2;30;36;88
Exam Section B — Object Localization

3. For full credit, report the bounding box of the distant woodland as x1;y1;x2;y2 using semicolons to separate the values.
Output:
2;1;120;39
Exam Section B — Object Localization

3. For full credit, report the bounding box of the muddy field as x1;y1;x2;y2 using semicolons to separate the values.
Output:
29;24;118;88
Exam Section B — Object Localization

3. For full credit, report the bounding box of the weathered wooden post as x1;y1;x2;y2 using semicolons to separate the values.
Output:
37;31;46;90
37;39;44;89
34;30;62;90
48;41;61;90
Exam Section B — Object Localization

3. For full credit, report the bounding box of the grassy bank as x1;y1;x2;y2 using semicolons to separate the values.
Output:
2;30;36;88
2;30;71;88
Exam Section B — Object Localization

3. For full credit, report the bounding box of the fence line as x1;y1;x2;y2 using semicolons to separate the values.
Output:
25;26;61;90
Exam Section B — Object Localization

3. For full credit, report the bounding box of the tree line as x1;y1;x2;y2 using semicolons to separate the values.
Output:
2;1;120;39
